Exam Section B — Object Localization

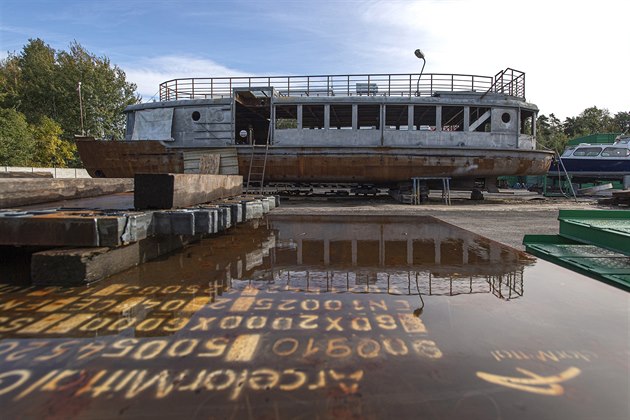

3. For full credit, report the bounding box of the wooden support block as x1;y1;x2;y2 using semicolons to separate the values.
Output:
134;173;242;209
0;178;133;208
31;234;201;286
0;213;126;247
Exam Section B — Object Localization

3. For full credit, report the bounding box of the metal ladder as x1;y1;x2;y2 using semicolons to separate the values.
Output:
245;127;271;194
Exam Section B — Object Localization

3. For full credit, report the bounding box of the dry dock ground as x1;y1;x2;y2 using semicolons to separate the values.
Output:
273;191;602;250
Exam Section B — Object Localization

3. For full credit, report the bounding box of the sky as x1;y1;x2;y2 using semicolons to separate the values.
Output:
1;0;628;120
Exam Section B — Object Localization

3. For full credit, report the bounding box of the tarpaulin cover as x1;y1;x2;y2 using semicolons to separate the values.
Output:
131;108;174;140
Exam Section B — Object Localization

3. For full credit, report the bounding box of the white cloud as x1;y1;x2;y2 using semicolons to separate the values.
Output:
355;0;629;119
123;55;251;101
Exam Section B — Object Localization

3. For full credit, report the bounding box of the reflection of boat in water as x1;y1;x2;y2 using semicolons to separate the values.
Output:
549;135;630;184
77;67;552;190
230;215;532;300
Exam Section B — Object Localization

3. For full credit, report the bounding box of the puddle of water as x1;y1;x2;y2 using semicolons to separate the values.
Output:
0;215;627;419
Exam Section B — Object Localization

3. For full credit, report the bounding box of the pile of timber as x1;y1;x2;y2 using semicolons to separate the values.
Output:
598;190;630;207
0;174;279;286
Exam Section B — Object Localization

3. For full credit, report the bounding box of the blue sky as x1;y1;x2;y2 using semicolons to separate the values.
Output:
1;0;628;119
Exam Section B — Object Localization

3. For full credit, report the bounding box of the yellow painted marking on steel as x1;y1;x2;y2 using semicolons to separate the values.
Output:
14;370;60;400
47;313;96;333
398;313;427;333
476;367;582;396
27;287;60;297
225;334;261;362
91;284;125;297
108;297;146;313
36;297;80;313
18;313;73;334
229;297;256;312
181;297;210;314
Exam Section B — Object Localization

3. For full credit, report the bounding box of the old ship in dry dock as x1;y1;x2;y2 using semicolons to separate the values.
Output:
77;63;553;193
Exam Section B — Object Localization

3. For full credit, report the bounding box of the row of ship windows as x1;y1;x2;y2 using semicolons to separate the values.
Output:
565;147;630;157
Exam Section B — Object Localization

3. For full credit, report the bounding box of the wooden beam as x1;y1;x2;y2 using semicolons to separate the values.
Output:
134;173;242;209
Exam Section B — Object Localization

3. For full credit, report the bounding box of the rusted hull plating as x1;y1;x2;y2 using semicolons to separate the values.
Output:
77;140;553;184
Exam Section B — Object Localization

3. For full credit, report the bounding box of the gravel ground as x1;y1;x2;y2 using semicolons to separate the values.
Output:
272;192;604;250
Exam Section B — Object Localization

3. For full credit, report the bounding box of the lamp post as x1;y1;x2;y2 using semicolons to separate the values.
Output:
414;49;426;97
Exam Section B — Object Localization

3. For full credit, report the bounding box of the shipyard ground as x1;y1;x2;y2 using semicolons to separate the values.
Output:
273;191;599;250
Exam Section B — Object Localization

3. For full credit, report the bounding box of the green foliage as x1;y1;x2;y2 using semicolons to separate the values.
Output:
0;38;139;167
0;38;139;141
0;108;34;166
30;116;76;167
536;113;568;154
563;107;613;138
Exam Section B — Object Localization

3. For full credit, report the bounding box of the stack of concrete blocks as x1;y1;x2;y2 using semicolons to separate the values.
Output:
0;174;279;286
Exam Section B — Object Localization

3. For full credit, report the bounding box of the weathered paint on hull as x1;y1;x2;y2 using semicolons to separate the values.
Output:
77;140;553;184
239;147;552;185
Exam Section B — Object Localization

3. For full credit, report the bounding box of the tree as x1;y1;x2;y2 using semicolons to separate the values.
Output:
16;39;59;124
55;42;139;140
563;106;612;138
30;116;76;167
536;113;567;154
0;38;139;142
0;108;34;166
610;111;630;134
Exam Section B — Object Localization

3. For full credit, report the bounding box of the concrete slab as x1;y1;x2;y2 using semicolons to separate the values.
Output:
134;173;242;209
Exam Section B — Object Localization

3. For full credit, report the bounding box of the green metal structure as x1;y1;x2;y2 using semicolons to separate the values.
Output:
523;210;630;289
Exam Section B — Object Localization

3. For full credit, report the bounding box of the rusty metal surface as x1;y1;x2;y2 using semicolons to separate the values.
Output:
0;215;627;419
76;139;186;178
78;139;552;185
239;147;553;185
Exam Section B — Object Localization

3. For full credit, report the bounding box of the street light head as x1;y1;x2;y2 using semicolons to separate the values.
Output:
414;49;425;60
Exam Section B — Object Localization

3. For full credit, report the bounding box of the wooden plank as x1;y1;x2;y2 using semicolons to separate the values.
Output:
134;173;242;209
0;178;133;207
31;234;200;286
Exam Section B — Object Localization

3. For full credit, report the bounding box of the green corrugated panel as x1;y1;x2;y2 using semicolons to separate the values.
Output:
566;133;622;146
558;210;630;256
523;234;630;289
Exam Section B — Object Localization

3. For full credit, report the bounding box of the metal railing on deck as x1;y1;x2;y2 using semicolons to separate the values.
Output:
158;69;527;101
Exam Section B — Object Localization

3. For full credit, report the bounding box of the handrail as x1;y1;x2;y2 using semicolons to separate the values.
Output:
480;68;526;100
157;69;527;102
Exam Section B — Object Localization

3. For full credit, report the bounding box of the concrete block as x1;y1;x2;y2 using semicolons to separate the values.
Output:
120;212;154;243
244;200;264;220
153;211;196;236
134;173;243;209
220;203;242;225
193;209;212;235
267;196;277;210
260;198;270;213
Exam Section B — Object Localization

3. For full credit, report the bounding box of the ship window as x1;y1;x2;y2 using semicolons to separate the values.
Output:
358;105;380;130
385;105;408;130
572;147;602;157
520;109;535;134
601;147;630;157
442;106;464;131
470;107;491;132
302;105;325;129
275;105;298;129
192;111;201;121
501;112;511;124
330;105;353;129
413;106;436;130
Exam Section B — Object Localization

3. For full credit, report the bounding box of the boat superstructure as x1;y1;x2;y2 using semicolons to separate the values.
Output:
77;68;553;190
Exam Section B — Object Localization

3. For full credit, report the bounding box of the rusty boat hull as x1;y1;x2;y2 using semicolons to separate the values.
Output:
77;139;552;186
